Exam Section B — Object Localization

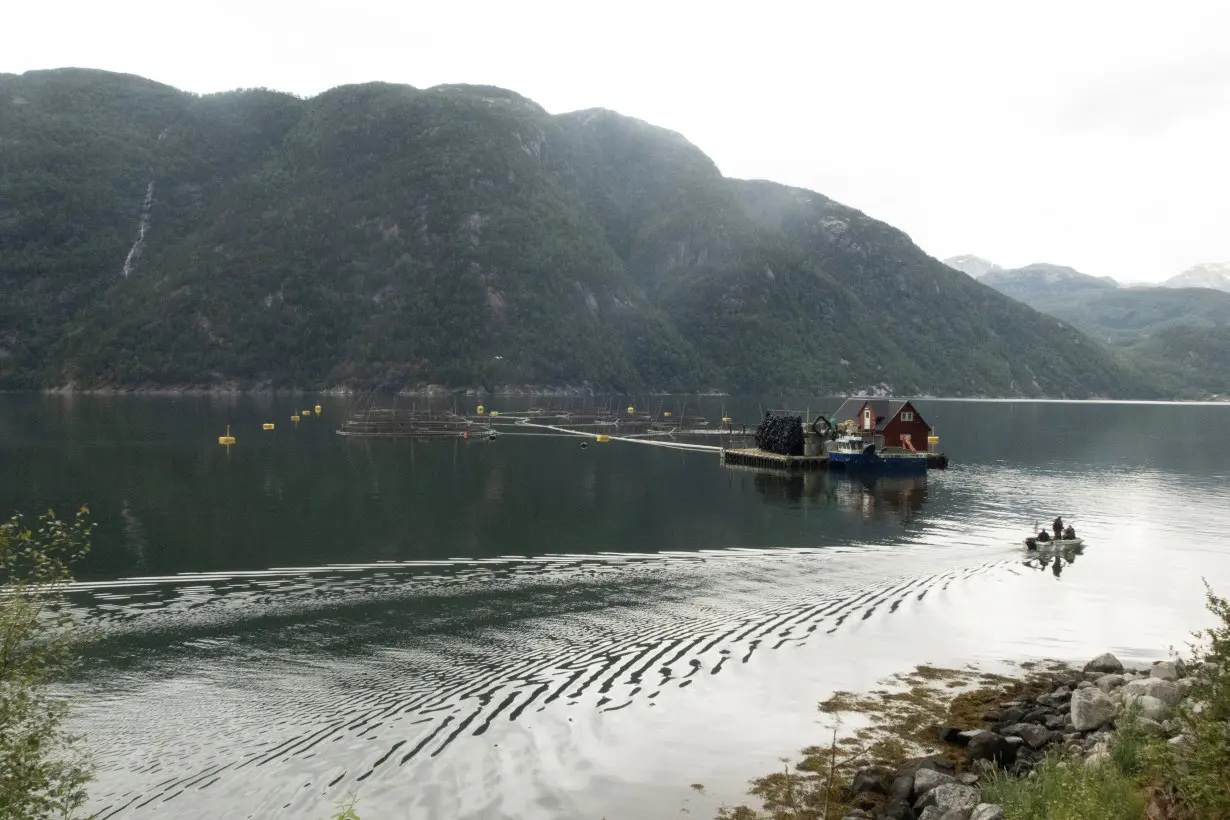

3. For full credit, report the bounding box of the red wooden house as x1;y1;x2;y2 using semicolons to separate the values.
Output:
832;398;934;452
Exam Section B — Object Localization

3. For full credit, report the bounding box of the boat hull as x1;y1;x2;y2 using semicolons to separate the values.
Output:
827;451;928;473
1024;538;1084;551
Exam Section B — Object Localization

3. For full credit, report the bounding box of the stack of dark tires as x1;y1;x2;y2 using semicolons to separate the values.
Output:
754;413;804;456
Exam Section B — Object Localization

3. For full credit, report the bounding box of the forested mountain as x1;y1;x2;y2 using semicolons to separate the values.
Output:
957;260;1230;398
0;69;1162;397
980;264;1120;304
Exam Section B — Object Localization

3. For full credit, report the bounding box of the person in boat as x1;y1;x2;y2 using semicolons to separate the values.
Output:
1037;529;1051;542
1063;524;1076;540
1052;516;1064;539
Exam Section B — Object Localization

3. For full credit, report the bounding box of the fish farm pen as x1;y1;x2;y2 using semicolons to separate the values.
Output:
330;396;948;473
333;395;748;440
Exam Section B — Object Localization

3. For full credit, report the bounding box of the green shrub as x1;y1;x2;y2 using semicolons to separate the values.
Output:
326;794;360;819
0;507;94;819
1144;583;1230;819
980;753;1145;820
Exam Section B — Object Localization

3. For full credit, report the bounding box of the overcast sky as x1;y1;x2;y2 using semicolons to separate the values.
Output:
5;0;1228;282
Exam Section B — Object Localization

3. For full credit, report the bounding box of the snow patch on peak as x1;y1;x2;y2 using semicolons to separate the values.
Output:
942;255;1001;278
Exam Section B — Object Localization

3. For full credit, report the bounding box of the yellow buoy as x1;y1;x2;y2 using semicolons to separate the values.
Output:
928;428;940;447
476;405;485;415
314;404;322;415
489;410;498;418
302;409;312;416
626;406;634;414
218;425;236;445
721;417;732;424
663;411;672;417
595;434;611;442
262;423;275;431
291;414;301;423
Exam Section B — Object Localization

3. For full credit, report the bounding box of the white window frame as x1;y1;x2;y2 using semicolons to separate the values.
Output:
900;411;914;422
863;409;872;429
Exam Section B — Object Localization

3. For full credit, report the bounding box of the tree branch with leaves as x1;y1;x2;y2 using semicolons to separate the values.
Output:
1;506;94;819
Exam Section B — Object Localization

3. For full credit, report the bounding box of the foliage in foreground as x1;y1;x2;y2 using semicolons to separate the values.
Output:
980;582;1230;820
326;794;360;819
1145;582;1230;819
0;508;94;819
979;726;1148;820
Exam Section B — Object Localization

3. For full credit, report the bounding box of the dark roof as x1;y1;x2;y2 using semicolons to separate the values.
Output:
831;398;916;431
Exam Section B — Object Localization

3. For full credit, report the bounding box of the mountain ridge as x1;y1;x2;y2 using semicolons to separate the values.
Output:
949;256;1230;398
0;68;1163;398
1163;262;1230;293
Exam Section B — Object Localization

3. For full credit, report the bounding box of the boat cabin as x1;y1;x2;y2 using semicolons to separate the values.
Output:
831;398;933;452
830;434;872;455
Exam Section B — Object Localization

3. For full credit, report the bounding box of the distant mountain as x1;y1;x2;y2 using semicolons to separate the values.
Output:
942;255;1002;279
0;68;1166;398
1162;262;1230;293
972;262;1230;399
980;263;1120;303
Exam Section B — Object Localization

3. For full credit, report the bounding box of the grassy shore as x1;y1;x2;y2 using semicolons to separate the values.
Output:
714;583;1229;820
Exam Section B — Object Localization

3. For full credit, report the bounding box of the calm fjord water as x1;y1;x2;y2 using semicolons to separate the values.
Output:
2;396;1228;819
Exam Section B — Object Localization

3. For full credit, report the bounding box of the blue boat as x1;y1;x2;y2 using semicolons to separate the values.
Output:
826;435;928;473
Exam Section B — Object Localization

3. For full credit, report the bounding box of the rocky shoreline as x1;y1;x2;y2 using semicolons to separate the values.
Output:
836;652;1206;820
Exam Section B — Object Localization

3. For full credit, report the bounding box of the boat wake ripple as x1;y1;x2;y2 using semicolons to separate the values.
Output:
73;548;1014;818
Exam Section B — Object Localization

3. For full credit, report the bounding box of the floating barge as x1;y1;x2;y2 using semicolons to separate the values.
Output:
721;448;828;471
721;397;950;474
719;447;947;472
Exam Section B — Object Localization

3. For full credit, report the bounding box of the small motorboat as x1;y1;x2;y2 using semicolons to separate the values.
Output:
1025;536;1083;551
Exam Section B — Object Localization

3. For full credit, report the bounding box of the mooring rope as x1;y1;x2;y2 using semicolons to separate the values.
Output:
514;421;723;453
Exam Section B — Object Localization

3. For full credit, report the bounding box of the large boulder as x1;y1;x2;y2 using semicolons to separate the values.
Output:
937;727;966;745
842;767;893;801
1151;660;1184;681
888;772;915;804
1095;674;1125;693
914;768;956;796
932;783;981;815
971;806;1006;820
1085;652;1125;674
1071;687;1117;731
1002;723;1054;749
1136;717;1167;737
1124;694;1173;722
877;798;915;820
1122;678;1182;707
1085;741;1112;768
1169;734;1195;751
966;731;1018;766
1037;687;1072;708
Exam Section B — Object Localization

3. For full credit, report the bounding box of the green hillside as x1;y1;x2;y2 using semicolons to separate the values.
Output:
976;263;1230;397
0;69;1164;397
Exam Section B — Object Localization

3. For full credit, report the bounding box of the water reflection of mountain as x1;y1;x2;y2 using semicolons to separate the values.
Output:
749;470;928;521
